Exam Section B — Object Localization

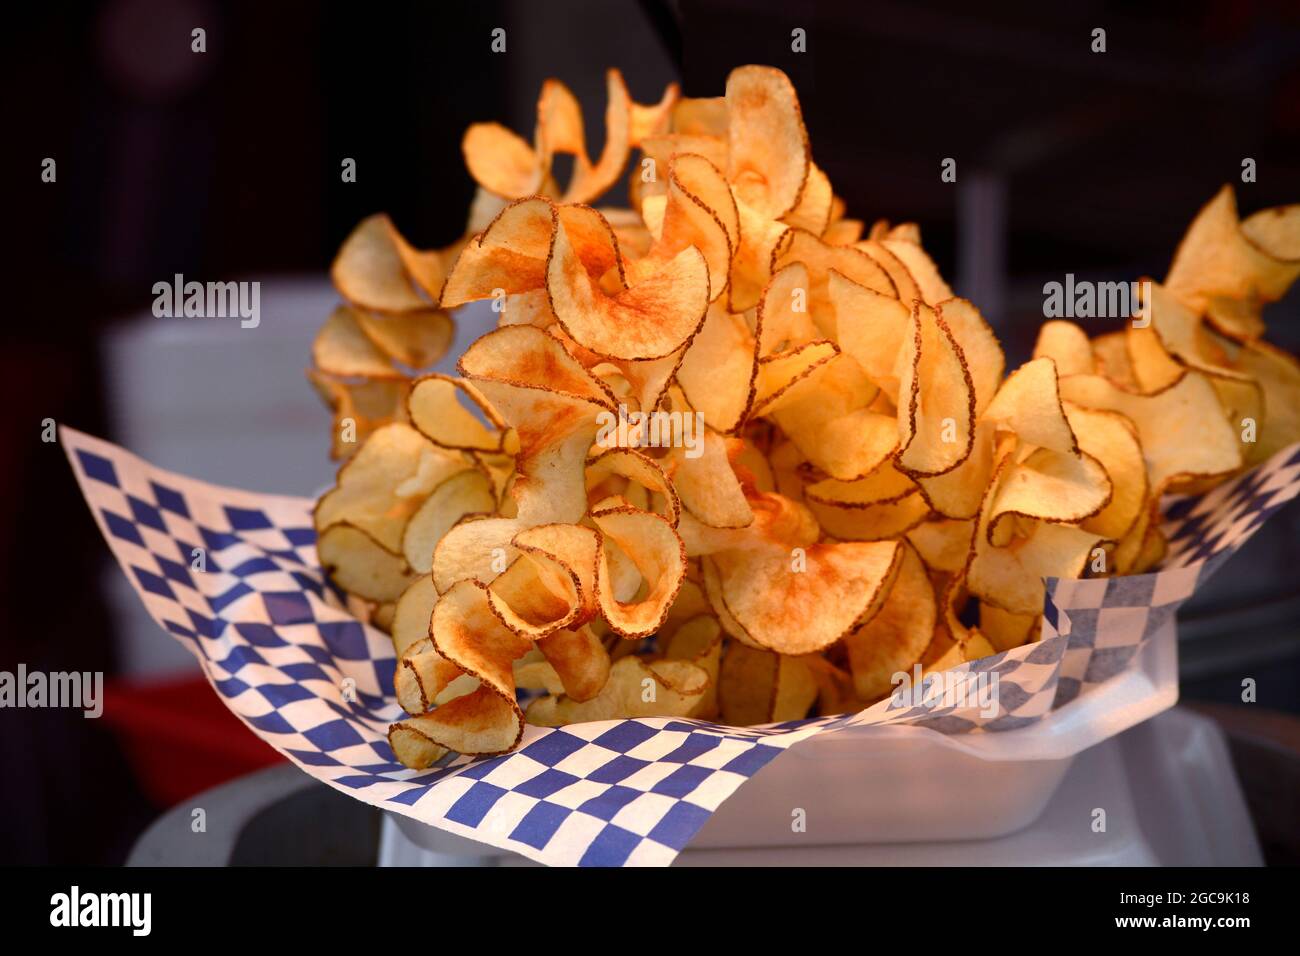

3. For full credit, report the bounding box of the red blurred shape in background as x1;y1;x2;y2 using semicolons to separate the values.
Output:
104;677;284;806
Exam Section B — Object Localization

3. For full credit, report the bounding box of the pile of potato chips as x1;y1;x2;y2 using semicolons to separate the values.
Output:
308;65;1300;768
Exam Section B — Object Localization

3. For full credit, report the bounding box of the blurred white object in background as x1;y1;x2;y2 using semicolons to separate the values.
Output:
100;276;494;676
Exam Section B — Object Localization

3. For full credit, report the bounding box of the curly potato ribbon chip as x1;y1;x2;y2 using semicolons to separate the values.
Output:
536;624;610;702
407;375;514;454
1166;186;1300;339
402;467;497;574
966;449;1109;616
315;423;466;552
332;214;448;313
627;155;734;303
982;357;1078;455
985;446;1112;548
896;302;975;477
392;578;458;706
706;537;901;654
662;614;724;718
462;69;676;208
775;229;895;339
769;355;898;481
548;213;710;361
1058;370;1243;496
1033;320;1094;377
585;448;681;526
442;198;624;309
592;506;687;638
313;305;402;380
844;540;935;701
308;371;412;461
718;642;817;725
354;309;454;370
387;580;532;765
525;656;709;726
725;65;810;220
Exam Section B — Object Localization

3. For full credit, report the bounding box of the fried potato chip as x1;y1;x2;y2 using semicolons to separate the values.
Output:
907;518;975;574
913;419;996;520
308;372;412;461
985;446;1112;547
718;642;816;724
759;262;821;357
844;540;935;700
979;602;1039;652
592;506;687;638
672;95;728;136
402;468;497;573
831;269;910;400
318;523;414;603
708;539;901;654
549;215;709;360
768;354;898;481
662;430;753;528
662;614;723;718
562;69;634;204
354;309;454;370
728;192;792;312
781;162;833;234
391;575;438;658
627;156;734;302
1033;320;1094;376
1058;371;1243;494
525;656;708;725
775;229;895;337
630;81;680;146
1091;331;1137;388
936;297;1004;416
441;199;623;308
725;65;810;219
1235;338;1300;462
487;546;582;639
390;686;521;767
530;625;608;702
807;490;931;541
967;456;1107;616
897;302;975;477
408;374;513;454
1064;404;1147;541
315;423;457;551
804;459;917;508
430;579;533;717
586;448;681;526
1166;186;1300;339
313;305;403;379
675;302;758;432
982;357;1078;455
880;237;951;304
856;239;921;306
462;122;544;200
749;340;839;418
332;214;445;313
395;636;470;716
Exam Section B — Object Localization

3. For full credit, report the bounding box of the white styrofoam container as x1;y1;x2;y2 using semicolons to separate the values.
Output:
381;706;1259;866
390;614;1180;857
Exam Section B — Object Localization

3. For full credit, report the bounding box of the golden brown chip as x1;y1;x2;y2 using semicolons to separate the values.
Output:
525;656;708;726
844;541;935;701
725;65;810;219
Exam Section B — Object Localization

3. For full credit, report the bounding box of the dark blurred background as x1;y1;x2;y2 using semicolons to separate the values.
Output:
4;0;1299;865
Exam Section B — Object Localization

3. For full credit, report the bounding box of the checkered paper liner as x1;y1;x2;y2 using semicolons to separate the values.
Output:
65;427;1300;866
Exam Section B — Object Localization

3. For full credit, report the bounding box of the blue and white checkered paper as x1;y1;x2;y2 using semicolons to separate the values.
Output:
65;427;1300;866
